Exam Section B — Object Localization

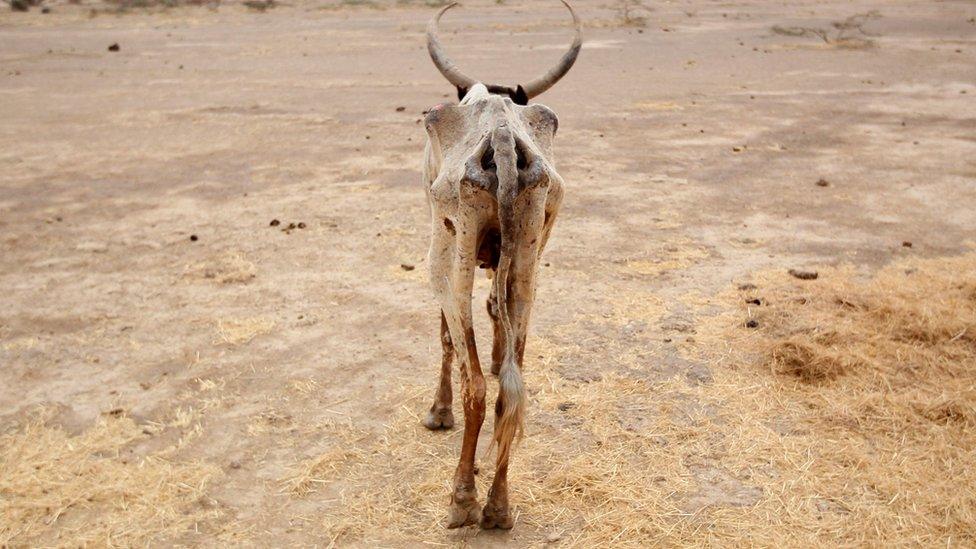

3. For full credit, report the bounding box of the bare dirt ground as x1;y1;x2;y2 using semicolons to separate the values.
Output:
1;0;975;546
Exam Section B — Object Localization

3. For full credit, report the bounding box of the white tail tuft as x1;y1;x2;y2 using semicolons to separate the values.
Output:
493;354;526;464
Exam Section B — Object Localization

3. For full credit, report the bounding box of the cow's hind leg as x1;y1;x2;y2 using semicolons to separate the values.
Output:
446;355;486;528
482;189;552;530
424;311;455;430
482;259;535;530
430;220;486;528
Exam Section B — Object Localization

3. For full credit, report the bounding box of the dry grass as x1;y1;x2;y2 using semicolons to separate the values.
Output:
214;316;275;345
697;252;976;545
750;254;975;392
183;251;257;284
0;413;222;547
4;254;971;545
279;252;975;546
622;240;710;277
280;375;706;546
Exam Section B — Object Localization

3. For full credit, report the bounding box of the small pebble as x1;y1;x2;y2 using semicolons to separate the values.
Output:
400;263;415;271
190;234;198;241
816;178;830;187
902;241;912;248
108;43;120;52
270;219;280;227
745;319;759;328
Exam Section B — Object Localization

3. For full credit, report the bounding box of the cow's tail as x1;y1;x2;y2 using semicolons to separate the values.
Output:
488;124;526;465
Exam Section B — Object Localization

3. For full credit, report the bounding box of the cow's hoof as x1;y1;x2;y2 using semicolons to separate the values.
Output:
446;495;481;528
423;408;454;430
480;501;513;530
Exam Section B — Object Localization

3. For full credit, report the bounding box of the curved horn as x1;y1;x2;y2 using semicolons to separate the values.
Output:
521;0;583;99
426;2;476;90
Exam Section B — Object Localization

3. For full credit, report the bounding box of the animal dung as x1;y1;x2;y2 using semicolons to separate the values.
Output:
788;268;818;280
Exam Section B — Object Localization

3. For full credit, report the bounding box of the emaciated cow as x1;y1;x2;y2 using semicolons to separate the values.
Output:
419;1;582;529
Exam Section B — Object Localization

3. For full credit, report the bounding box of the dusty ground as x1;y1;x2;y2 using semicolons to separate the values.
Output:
1;0;975;545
